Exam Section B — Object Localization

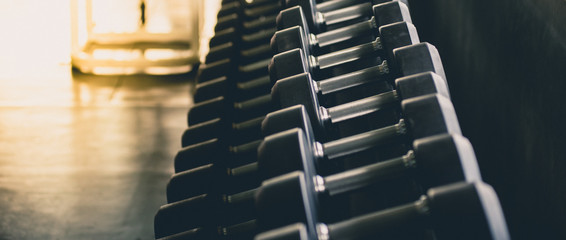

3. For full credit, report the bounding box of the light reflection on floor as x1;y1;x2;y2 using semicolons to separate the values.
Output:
0;2;199;239
0;70;194;240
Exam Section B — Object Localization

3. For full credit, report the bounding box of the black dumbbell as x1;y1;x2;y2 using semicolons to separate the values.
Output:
208;25;276;51
197;56;272;84
254;133;479;232
206;0;407;66
185;45;441;154
198;1;412;102
154;188;258;238
189;41;434;128
216;1;281;24
157;133;478;238
184;70;444;149
173;93;459;201
181;72;446;173
160;91;460;235
272;1;410;60
256;181;510;240
216;0;383;35
202;1;407;81
176;105;314;173
205;32;275;64
268;29;438;83
193;74;272;103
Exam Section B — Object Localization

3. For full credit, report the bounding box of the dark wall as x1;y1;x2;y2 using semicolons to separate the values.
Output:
407;0;566;239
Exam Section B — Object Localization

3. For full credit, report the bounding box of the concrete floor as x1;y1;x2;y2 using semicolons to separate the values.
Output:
0;66;193;240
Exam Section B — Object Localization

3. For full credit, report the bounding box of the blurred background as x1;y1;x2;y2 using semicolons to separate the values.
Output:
0;0;565;239
0;1;216;239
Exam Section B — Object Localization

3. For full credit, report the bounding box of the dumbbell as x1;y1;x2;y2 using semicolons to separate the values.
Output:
201;1;402;82
185;47;441;163
254;133;479;232
272;1;410;60
173;93;460;202
189;41;434;128
207;0;407;67
177;105;315;172
154;220;261;240
157;133;478;238
216;0;281;21
180;72;447;175
198;1;411;102
197;56;272;85
256;181;510;240
208;25;277;51
216;0;385;35
209;1;386;59
184;69;443;149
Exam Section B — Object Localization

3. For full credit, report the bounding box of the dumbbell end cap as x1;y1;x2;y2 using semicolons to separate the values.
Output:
401;93;462;139
414;134;482;190
166;164;223;203
269;48;308;84
396;72;450;100
394;43;447;83
258;128;315;179
428;182;510;240
256;171;319;234
174;139;224;173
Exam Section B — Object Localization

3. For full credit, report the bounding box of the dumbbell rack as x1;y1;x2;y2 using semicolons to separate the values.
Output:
154;0;511;239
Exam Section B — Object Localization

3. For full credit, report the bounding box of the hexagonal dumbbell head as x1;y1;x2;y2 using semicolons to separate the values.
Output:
401;93;461;139
394;42;447;82
268;21;420;83
271;71;449;137
259;94;462;180
257;182;509;240
413;134;482;190
428;182;510;240
254;171;320;238
272;1;413;56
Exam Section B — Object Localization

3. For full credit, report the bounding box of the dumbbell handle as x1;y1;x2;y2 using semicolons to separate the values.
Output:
225;187;257;205
316;60;389;95
315;0;365;12
313;15;378;48
318;196;428;240
321;150;415;196
317;2;372;27
321;86;397;124
311;37;382;70
320;119;406;160
221;219;258;238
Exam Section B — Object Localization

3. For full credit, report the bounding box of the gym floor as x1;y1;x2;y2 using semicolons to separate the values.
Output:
0;2;195;240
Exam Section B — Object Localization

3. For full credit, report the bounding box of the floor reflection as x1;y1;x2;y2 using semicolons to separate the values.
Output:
0;70;193;239
0;2;200;239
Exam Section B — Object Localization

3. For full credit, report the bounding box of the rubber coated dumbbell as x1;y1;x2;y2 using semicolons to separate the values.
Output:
188;41;435;127
210;0;381;49
200;1;400;84
172;93;460;201
216;0;383;35
184;70;443;149
254;133;481;234
197;1;412;102
177;105;314;171
178;72;447;174
216;0;280;20
206;0;407;66
256;181;510;240
273;1;410;56
156;134;478;238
